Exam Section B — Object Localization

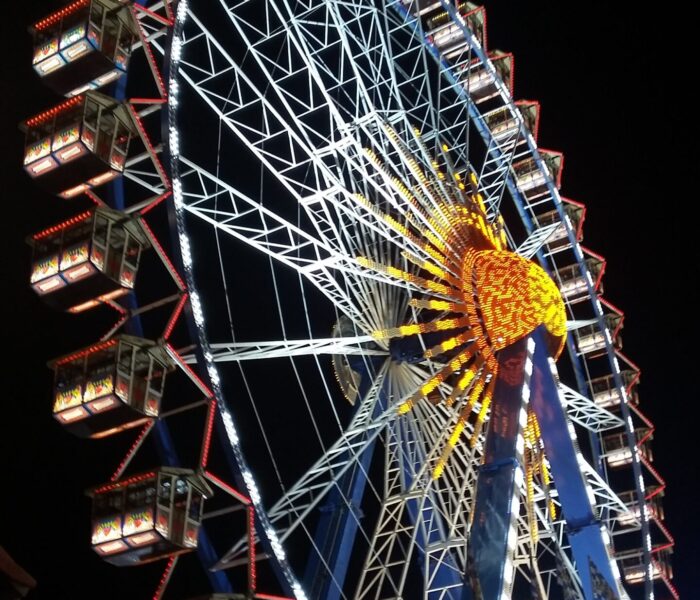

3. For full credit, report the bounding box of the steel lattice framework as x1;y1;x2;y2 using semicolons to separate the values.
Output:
19;0;676;598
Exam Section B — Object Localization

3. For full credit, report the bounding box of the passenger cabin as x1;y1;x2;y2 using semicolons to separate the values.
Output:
617;489;664;528
422;2;486;60
22;92;136;198
617;548;673;585
555;251;605;303
458;51;513;104
602;428;652;468
31;0;137;97
512;150;564;199
589;371;639;409
88;469;212;566
483;106;521;142
49;335;174;438
574;310;623;358
28;207;150;312
536;198;585;253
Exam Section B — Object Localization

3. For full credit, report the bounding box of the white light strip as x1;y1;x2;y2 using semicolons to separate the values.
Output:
167;3;307;597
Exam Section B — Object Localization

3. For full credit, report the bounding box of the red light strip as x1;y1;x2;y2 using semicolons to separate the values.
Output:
140;190;172;216
199;399;216;468
25;96;84;127
646;484;665;502
628;403;654;433
129;4;167;99
460;6;487;51
139;218;186;291
581;245;606;290
110;422;155;481
640;455;666;487
653;518;675;545
32;210;93;240
599;297;624;340
599;297;624;318
101;313;129;344
163;292;188;340
165;343;214;398
33;0;90;31
248;504;257;594
254;595;295;600
152;555;178;600
652;541;674;554
615;350;641;390
204;471;251;505
490;51;514;96
162;0;174;22
94;471;156;494
129;97;168;105
84;188;105;206
55;338;117;366
134;3;173;27
515;100;541;141
538;148;565;189
652;560;680;600
561;196;587;240
105;299;128;315
126;104;169;187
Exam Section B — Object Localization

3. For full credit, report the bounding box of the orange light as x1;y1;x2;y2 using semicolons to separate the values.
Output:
55;338;117;366
25;95;84;127
467;250;566;358
93;471;156;495
33;0;90;32
351;124;567;479
32;210;93;240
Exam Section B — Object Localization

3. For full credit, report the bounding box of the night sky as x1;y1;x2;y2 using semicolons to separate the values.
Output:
1;2;696;599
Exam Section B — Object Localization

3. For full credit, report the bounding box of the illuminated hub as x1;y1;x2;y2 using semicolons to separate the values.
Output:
49;336;175;438
31;0;137;97
21;92;136;197
28;207;150;312
88;469;212;566
356;129;566;477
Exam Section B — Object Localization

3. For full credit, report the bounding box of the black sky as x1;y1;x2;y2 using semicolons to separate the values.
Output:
1;2;697;599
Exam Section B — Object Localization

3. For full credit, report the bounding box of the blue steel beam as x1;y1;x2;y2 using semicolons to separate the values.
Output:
303;357;383;599
529;327;621;600
462;337;530;600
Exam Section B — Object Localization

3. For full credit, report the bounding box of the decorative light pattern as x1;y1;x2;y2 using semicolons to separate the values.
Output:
24;95;83;127
356;130;567;479
32;0;90;32
32;210;93;240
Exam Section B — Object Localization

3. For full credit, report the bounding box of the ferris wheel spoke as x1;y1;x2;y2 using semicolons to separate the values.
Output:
355;369;486;598
356;413;469;598
189;336;387;363
387;2;536;225
171;11;467;297
558;383;625;433
216;360;397;569
178;2;486;268
580;460;639;528
177;156;405;332
515;221;562;259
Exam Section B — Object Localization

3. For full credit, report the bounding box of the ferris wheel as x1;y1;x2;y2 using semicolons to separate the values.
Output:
20;1;677;599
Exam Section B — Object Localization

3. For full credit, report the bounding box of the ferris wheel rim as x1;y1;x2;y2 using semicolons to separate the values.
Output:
164;2;652;596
